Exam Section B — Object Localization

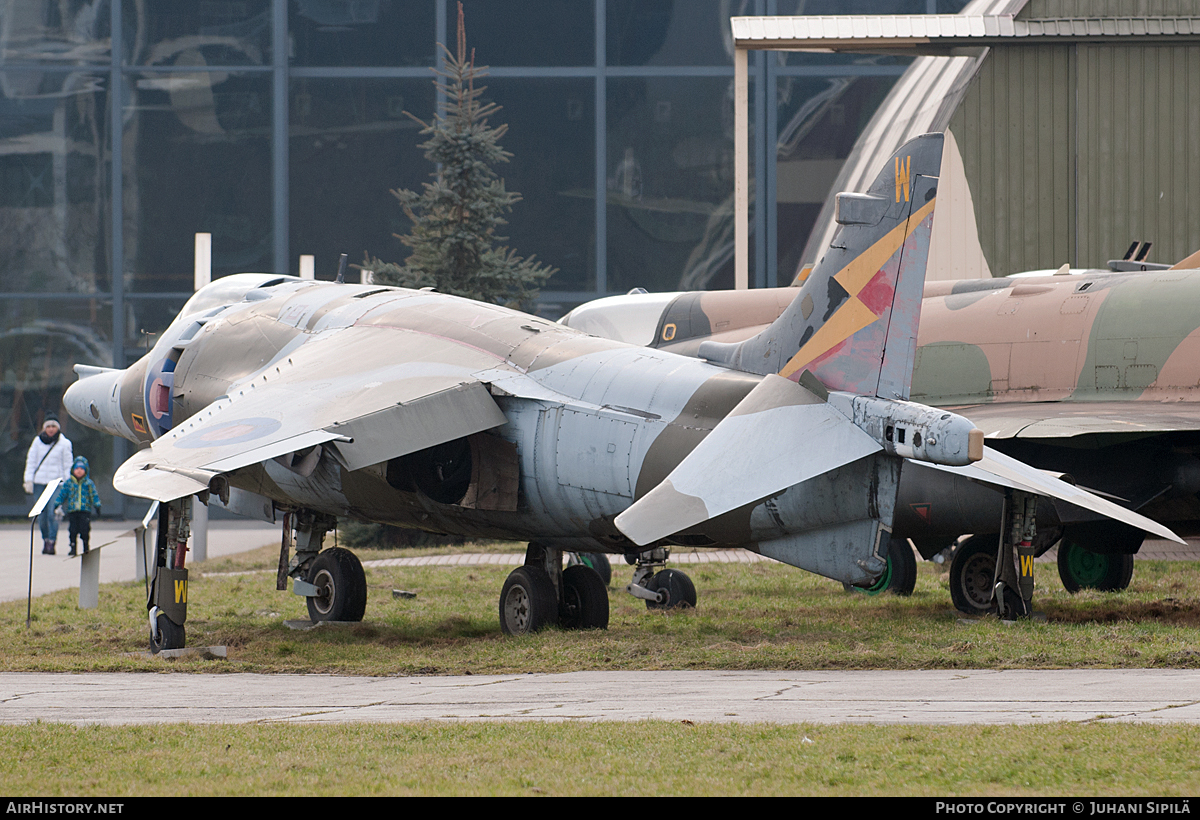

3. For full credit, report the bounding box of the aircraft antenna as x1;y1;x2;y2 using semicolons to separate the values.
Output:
335;253;348;284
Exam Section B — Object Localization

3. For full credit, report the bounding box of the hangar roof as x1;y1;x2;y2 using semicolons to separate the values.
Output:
731;14;1200;53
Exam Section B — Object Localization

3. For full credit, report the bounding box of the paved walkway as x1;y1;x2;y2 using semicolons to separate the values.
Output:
0;520;279;603
2;519;1197;604
1;669;1198;726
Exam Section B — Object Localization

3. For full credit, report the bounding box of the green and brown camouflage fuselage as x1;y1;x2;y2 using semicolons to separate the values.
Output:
564;267;1200;547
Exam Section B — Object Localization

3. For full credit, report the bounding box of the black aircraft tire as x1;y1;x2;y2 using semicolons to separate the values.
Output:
844;536;918;597
306;547;368;622
500;566;559;635
568;552;613;586
645;568;697;611
1057;541;1136;593
150;613;186;654
949;534;1000;616
560;565;610;630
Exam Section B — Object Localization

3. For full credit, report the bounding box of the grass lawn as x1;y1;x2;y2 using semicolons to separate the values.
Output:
4;545;1199;674
5;721;1199;796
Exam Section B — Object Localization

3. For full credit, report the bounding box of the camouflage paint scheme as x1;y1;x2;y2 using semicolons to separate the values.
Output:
564;266;1200;546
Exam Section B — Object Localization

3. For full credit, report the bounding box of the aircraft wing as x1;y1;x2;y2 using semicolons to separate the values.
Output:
951;401;1200;439
114;325;509;501
922;446;1185;544
614;374;882;546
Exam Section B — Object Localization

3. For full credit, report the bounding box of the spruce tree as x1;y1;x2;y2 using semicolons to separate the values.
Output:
365;4;554;311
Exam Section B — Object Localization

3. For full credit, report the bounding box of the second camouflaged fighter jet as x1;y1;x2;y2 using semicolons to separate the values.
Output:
562;237;1200;614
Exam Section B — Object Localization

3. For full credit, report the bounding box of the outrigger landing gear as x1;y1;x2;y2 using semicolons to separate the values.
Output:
281;511;367;623
625;547;697;611
566;551;613;586
949;490;1038;618
499;542;610;635
843;535;918;597
147;497;191;653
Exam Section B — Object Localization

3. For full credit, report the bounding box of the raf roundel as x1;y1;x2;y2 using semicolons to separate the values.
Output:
174;417;283;449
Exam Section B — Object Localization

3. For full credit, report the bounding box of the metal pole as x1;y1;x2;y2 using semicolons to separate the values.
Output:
27;519;35;628
593;0;606;296
191;234;211;562
110;0;127;519
272;0;289;274
734;46;749;290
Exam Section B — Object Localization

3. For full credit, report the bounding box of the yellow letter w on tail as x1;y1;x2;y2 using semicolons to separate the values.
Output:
895;155;911;203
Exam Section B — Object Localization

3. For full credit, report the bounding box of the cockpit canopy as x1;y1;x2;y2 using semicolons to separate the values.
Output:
178;273;298;319
559;291;681;347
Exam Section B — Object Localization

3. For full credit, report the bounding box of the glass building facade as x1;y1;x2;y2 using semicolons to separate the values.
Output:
0;0;965;516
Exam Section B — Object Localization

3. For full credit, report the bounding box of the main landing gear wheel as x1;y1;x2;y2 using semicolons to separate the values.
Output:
499;566;558;635
149;612;185;654
306;547;367;622
567;552;613;586
1057;541;1135;593
560;564;610;629
645;568;697;611
949;534;1000;616
843;535;918;597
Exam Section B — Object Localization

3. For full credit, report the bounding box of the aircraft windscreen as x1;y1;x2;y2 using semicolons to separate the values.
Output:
178;274;296;318
560;292;680;346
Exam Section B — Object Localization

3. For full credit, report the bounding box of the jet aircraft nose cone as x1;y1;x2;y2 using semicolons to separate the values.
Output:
64;366;127;437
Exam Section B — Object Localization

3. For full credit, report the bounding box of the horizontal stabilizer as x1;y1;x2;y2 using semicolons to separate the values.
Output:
615;374;882;546
924;446;1184;544
952;401;1200;440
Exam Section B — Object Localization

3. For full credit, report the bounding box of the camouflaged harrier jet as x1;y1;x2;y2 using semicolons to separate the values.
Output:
63;133;1177;651
563;222;1200;616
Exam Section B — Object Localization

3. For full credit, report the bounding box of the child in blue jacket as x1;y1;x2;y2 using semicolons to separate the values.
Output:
53;456;102;557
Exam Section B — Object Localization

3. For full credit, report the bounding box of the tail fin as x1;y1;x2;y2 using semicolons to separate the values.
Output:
700;132;943;400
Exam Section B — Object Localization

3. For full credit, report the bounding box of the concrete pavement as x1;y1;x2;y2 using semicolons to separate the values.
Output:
0;519;279;603
1;669;1198;725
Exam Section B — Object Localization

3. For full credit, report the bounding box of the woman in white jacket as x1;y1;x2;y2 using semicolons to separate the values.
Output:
23;413;73;554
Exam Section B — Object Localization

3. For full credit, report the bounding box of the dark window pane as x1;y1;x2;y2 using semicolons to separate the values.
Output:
485;78;595;295
125;71;273;292
0;299;114;513
0;0;111;64
125;0;273;66
127;296;198;350
313;76;596;299
0;154;53;207
775;74;901;283
290;0;436;67
607;76;744;293
289;78;435;280
0;71;111;294
608;0;754;67
456;0;593;67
